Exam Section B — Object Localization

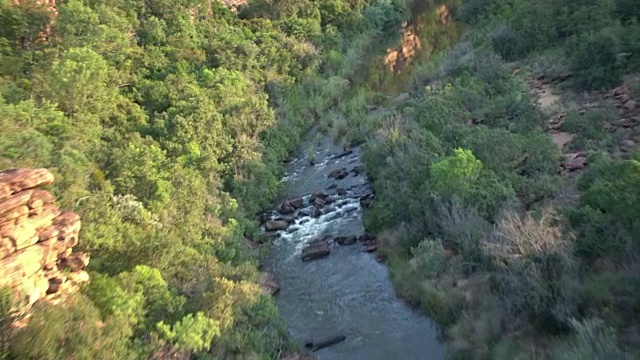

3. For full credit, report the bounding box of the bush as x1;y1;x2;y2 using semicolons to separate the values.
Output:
551;318;629;360
569;154;640;260
447;302;504;360
437;199;492;271
491;24;533;61
561;107;616;152
615;0;640;23
361;118;443;232
457;0;493;24
485;209;579;330
415;281;467;326
9;295;138;360
157;312;220;352
431;148;515;217
570;27;624;90
410;238;458;278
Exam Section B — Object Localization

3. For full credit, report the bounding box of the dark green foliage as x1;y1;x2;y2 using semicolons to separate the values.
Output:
569;27;623;90
355;0;640;358
0;0;407;357
491;24;533;61
615;0;640;23
568;154;640;260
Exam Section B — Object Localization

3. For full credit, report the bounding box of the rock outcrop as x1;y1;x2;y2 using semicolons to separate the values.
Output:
301;240;330;262
384;5;452;74
0;168;89;306
259;272;279;296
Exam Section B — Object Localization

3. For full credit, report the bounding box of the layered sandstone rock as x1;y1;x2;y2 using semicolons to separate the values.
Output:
0;168;89;306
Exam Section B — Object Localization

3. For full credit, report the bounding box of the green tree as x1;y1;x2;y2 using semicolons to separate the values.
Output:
431;148;483;197
157;312;220;352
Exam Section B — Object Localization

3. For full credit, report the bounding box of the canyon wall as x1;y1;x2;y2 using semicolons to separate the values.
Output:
0;168;89;307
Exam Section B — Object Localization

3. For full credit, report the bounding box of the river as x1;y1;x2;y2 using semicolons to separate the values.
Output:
263;131;444;360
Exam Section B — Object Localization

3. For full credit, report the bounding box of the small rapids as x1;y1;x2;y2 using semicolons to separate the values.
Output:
263;133;444;360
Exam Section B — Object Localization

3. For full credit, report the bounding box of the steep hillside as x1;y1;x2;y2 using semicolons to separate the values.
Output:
0;0;414;358
335;0;640;359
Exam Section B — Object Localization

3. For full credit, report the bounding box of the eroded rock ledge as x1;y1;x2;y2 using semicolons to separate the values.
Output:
0;168;89;306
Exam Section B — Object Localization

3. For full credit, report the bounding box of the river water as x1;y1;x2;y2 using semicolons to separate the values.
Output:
263;132;444;360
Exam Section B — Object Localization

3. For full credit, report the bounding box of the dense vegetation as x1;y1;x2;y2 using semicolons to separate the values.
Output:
348;0;640;359
2;0;640;359
0;0;413;358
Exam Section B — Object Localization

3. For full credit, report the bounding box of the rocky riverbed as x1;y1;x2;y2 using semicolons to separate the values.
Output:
261;132;444;360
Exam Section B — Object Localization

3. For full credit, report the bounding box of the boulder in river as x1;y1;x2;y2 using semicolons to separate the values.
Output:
286;226;301;234
279;201;295;214
332;149;353;159
326;184;338;190
289;197;304;209
309;192;329;203
259;272;279;296
265;220;289;231
301;240;330;262
359;193;374;208
364;244;378;253
358;233;375;242
298;209;310;217
328;168;349;180
276;215;296;224
334;236;357;246
336;188;346;196
304;334;347;352
312;197;326;208
322;206;337;216
311;207;322;218
351;165;364;176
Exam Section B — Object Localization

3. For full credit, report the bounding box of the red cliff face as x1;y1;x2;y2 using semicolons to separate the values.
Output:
384;5;453;74
384;21;422;74
0;168;89;307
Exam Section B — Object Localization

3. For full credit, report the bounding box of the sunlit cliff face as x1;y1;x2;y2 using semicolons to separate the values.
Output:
384;4;452;74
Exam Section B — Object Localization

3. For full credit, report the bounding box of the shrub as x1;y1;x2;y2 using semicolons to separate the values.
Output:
415;281;467;326
361;119;443;232
437;199;492;271
615;0;640;23
570;27;623;90
561;107;616;152
485;209;579;329
157;312;220;352
569;154;640;260
410;238;457;278
431;148;516;217
431;148;483;197
551;318;629;360
617;21;640;72
457;0;493;24
491;24;533;62
447;302;504;360
9;295;138;360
